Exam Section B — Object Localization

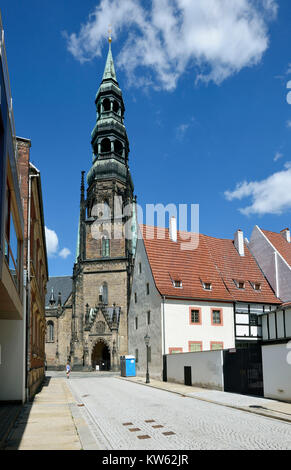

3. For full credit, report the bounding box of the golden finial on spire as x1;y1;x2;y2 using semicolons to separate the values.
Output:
108;25;112;44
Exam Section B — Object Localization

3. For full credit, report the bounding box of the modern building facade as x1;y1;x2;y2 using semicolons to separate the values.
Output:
0;11;25;402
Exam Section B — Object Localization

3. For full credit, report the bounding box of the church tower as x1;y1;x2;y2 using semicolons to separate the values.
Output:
71;38;137;371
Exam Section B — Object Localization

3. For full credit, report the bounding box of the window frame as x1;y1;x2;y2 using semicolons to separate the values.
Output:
210;341;224;351
188;341;203;353
211;308;223;326
169;347;183;354
189;307;202;325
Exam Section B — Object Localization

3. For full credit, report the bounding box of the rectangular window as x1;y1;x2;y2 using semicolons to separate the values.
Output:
135;349;138;363
4;181;21;292
135;317;138;330
189;308;201;325
146;283;150;295
211;309;223;326
189;342;202;352
169;348;183;354
211;342;223;351
139;263;142;274
147;310;151;325
135;292;137;303
102;238;110;257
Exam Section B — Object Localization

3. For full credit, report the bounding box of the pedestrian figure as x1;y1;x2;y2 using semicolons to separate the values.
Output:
66;363;71;379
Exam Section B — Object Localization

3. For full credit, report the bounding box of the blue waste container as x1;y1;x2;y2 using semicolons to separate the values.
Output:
120;355;136;377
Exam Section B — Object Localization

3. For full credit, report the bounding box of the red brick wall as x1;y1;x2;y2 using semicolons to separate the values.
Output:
16;137;31;266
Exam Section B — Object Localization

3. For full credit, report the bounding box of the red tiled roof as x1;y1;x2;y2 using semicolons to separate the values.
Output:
140;225;281;304
261;229;291;267
205;235;280;304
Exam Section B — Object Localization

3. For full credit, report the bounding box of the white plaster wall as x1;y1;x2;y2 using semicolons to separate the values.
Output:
262;343;291;401
277;310;285;338
249;226;291;302
269;313;276;339
164;299;235;353
128;238;163;379
286;309;291;337
277;255;291;302
262;316;268;339
249;226;277;293
0;319;25;401
166;350;224;390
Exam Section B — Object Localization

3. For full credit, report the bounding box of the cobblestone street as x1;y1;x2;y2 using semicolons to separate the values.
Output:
65;373;291;450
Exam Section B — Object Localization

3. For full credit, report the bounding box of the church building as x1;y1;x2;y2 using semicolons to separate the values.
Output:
45;38;137;371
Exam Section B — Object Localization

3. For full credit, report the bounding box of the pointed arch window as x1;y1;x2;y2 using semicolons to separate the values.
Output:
102;236;110;257
47;321;54;342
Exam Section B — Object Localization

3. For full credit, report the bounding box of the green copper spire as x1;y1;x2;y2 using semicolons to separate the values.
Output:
102;39;117;82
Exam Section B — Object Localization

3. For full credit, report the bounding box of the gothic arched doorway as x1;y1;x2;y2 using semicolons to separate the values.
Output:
91;341;111;371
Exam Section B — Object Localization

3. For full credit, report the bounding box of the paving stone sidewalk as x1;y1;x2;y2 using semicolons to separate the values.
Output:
3;377;84;450
119;376;291;423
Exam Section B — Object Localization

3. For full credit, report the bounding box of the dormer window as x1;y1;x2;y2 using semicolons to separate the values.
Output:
251;282;261;291
173;280;182;288
202;281;212;291
234;280;245;289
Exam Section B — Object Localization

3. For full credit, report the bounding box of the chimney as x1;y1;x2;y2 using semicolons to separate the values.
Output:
234;230;245;256
169;216;177;242
280;228;290;243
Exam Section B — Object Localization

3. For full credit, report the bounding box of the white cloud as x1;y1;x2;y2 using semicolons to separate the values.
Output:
225;163;291;216
45;227;59;257
45;226;71;259
274;151;283;162
64;0;277;90
59;247;72;259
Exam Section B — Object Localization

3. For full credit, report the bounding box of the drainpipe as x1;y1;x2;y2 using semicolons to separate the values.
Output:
25;171;39;401
162;295;167;381
274;251;280;299
162;296;166;355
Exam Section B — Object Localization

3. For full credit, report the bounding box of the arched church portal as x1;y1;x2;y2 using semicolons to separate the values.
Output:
91;340;111;371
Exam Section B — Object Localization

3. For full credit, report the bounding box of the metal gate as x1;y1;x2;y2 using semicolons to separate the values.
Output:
223;345;263;396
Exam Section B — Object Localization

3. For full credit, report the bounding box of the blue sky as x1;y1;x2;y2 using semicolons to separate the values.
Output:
1;0;291;276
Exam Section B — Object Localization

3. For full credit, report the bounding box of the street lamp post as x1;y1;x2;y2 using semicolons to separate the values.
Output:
144;334;150;384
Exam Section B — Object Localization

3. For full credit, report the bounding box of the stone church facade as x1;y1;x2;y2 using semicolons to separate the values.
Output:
45;40;137;371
